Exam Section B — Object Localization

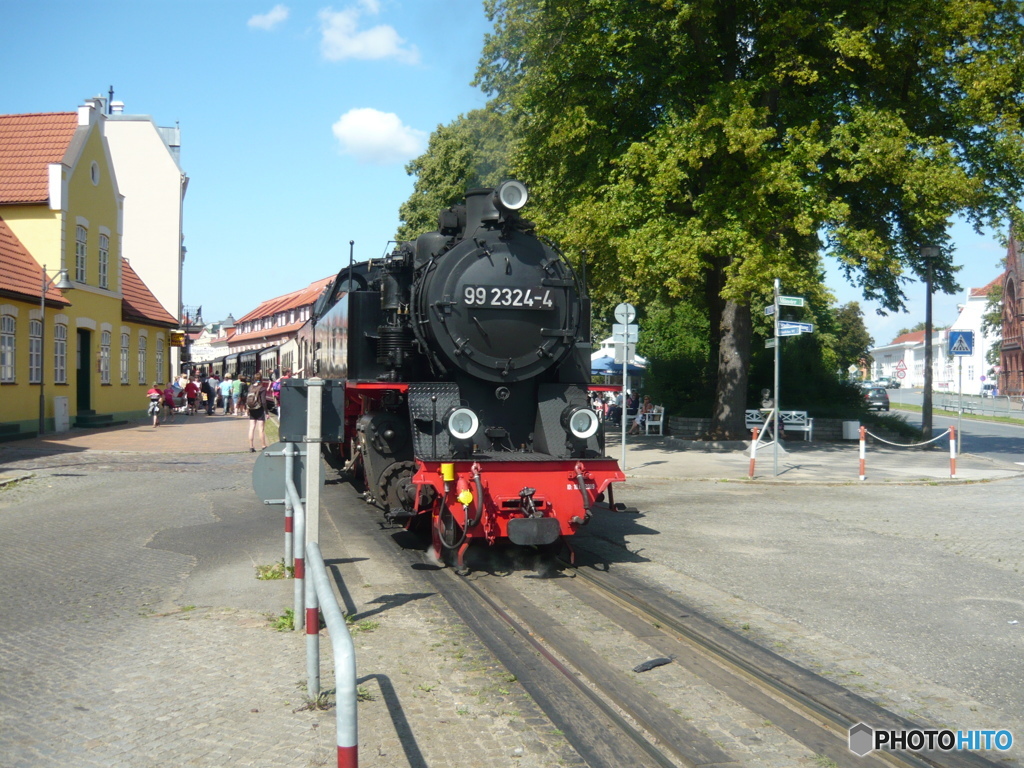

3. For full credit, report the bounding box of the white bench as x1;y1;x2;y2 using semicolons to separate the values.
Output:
643;407;664;435
744;410;814;441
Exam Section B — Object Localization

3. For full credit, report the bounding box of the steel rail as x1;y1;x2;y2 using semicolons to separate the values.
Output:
449;571;679;768
565;560;999;768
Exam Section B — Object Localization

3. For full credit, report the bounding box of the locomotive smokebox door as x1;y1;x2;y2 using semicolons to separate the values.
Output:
279;378;347;442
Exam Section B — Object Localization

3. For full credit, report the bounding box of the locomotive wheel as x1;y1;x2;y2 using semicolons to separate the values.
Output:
380;461;417;516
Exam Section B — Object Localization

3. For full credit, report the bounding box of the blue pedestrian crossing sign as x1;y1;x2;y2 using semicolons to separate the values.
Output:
948;330;974;356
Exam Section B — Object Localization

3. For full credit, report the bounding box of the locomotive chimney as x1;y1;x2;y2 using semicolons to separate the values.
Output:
465;188;500;232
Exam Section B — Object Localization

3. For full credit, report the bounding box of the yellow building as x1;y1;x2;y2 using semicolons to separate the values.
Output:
0;102;177;438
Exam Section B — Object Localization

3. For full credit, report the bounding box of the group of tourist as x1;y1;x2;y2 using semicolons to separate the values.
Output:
589;390;655;434
144;368;292;452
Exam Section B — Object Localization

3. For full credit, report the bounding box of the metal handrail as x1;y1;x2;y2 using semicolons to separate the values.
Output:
306;541;358;768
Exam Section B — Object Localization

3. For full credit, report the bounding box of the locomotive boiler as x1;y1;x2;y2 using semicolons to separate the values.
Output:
288;181;625;566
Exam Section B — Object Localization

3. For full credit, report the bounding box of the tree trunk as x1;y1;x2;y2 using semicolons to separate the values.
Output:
709;298;752;439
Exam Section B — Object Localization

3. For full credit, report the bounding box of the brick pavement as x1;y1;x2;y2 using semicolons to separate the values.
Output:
0;416;584;768
2;418;1021;766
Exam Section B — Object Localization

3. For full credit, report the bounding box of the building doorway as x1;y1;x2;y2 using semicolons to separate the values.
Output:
76;328;91;411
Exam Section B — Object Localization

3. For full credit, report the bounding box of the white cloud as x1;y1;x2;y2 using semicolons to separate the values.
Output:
248;4;290;30
331;108;426;165
318;5;420;64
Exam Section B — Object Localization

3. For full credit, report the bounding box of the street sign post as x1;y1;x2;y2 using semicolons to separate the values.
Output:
612;323;639;343
949;330;975;357
614;303;636;324
613;303;638;470
778;321;814;335
778;296;805;307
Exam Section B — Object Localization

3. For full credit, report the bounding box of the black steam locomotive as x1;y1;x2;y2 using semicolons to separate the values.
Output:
287;182;624;566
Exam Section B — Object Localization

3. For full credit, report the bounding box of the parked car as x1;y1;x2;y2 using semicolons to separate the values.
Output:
982;383;997;398
876;376;901;389
864;387;890;411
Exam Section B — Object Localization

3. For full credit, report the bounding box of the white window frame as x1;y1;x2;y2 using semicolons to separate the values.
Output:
155;337;164;384
75;225;87;283
120;333;130;384
29;319;42;384
54;324;67;384
98;233;109;289
137;335;147;385
100;330;111;384
0;315;15;382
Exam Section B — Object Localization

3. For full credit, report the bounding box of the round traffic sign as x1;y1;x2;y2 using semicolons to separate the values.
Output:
614;303;636;324
896;371;906;379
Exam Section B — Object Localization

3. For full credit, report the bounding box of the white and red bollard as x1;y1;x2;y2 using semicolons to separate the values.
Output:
858;426;867;481
748;427;759;479
949;426;957;478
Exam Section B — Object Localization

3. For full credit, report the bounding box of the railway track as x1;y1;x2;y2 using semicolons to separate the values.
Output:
426;547;1003;768
324;483;1005;768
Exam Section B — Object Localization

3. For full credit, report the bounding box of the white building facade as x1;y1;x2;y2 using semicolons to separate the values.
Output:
102;98;188;369
868;279;999;395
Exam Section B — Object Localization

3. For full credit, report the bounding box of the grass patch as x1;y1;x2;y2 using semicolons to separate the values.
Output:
265;418;280;444
255;559;293;580
270;609;294;631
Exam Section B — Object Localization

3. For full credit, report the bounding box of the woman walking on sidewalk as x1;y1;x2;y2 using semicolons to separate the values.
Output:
246;374;270;452
146;383;163;427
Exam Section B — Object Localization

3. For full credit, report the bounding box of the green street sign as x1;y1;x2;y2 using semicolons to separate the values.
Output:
778;296;805;307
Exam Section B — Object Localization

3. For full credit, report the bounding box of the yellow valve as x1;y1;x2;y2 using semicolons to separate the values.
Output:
441;463;456;482
457;489;474;506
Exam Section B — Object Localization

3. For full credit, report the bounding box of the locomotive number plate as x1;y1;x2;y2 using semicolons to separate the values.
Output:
463;285;555;310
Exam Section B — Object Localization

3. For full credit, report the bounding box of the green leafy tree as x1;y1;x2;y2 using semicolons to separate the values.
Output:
477;0;1024;437
982;282;1004;368
831;302;874;373
397;109;509;241
896;321;928;336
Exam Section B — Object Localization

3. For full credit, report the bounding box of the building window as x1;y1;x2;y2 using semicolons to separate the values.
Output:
54;324;67;384
100;331;111;384
29;319;42;384
0;315;14;382
155;339;164;384
137;336;147;384
120;333;129;384
75;225;87;283
98;234;109;289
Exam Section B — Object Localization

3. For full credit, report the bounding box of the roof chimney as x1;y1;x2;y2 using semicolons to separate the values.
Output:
111;101;125;114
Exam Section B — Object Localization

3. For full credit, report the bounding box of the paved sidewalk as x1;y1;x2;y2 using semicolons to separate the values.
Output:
4;417;1021;485
2;420;1021;766
0;412;258;485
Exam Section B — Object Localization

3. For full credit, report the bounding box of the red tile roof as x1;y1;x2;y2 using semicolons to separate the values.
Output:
229;319;307;345
236;275;334;324
0;216;69;306
889;331;925;345
0;112;78;204
121;259;177;326
969;276;1001;298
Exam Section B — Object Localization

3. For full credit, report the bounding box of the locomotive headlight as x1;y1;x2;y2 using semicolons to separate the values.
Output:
494;180;528;211
562;405;600;440
446;407;479;441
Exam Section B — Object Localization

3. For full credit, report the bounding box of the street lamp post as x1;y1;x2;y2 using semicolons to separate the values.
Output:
38;264;73;435
920;245;941;440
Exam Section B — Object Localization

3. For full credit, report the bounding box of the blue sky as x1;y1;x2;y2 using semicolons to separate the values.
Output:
1;1;1009;347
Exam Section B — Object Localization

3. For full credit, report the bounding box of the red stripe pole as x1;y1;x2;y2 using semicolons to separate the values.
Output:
858;426;866;481
949;426;957;478
338;745;358;768
748;427;759;479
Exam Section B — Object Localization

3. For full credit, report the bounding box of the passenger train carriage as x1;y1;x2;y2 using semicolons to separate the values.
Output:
285;182;625;567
